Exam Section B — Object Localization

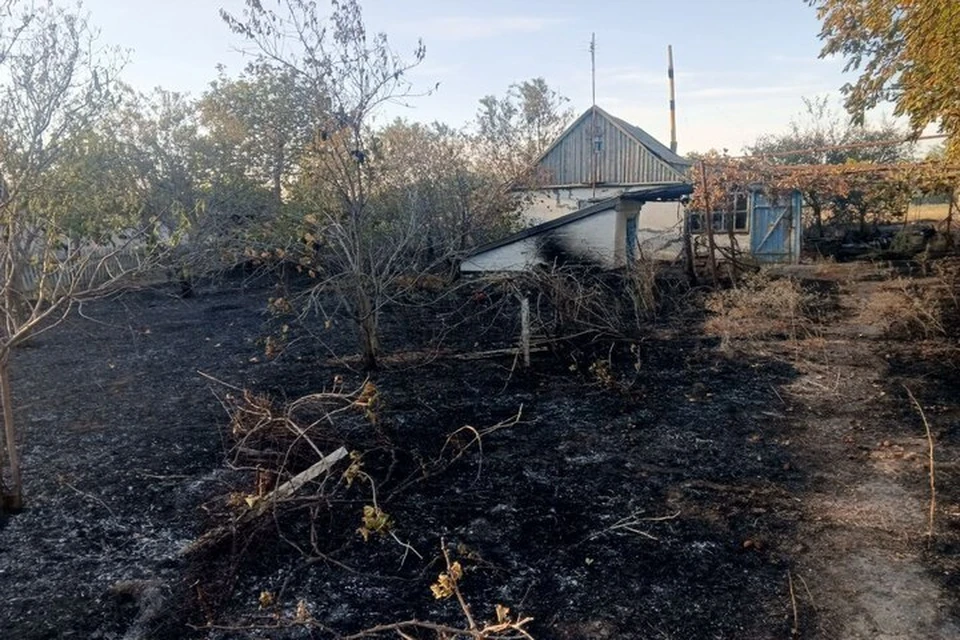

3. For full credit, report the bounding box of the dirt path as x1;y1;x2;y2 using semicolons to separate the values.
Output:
780;267;960;639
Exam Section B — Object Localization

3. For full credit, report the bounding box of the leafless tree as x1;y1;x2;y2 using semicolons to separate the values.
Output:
0;1;152;510
223;0;437;369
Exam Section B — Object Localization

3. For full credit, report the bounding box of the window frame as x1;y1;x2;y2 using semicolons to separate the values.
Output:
687;190;750;234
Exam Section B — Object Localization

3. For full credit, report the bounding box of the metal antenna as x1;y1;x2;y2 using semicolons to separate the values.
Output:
590;32;596;109
591;33;598;197
668;45;678;153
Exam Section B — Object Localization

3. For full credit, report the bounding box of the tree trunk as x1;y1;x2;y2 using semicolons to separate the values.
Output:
272;163;283;210
355;283;380;370
273;135;285;210
179;266;194;299
858;203;868;237
698;161;718;285
0;354;23;511
360;317;379;370
809;195;823;239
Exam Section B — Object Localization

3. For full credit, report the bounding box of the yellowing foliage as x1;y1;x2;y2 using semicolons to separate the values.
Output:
430;560;463;599
357;504;392;541
809;0;960;161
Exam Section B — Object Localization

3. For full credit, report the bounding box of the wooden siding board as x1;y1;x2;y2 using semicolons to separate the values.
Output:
537;109;685;186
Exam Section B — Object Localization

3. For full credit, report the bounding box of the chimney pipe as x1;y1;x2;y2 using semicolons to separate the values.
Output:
668;45;677;154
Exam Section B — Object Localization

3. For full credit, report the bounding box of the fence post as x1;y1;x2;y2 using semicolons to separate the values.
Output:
519;296;531;368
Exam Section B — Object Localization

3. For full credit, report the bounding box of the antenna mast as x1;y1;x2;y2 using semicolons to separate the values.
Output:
590;33;598;197
590;32;596;108
668;44;678;153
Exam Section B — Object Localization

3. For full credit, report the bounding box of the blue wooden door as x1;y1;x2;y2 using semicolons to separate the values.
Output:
750;191;801;263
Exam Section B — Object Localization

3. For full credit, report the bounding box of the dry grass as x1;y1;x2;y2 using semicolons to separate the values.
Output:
859;278;945;338
904;386;937;538
704;273;824;348
905;203;951;223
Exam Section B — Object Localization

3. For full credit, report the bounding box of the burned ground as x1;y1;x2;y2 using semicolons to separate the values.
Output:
0;263;958;639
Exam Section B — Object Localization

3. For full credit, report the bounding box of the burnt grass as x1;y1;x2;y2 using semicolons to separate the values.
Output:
0;267;954;639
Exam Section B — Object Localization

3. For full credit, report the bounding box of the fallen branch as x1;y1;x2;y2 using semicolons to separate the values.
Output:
585;510;681;543
181;447;348;556
385;408;524;501
257;446;348;508
452;346;548;361
57;475;115;517
344;539;534;639
788;571;799;638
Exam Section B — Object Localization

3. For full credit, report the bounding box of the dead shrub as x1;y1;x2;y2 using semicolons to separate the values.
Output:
223;381;380;477
860;278;945;338
932;258;960;317
190;375;530;633
392;272;449;294
704;273;823;347
519;259;665;343
522;265;626;341
625;256;663;325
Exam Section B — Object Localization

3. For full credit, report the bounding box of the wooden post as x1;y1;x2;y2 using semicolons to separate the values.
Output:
682;208;697;284
699;160;719;285
726;192;739;281
519;296;531;368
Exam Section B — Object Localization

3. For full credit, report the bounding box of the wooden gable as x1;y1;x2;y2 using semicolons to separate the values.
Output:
535;107;689;187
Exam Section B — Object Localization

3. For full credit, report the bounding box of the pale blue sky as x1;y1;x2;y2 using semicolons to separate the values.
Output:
80;0;893;154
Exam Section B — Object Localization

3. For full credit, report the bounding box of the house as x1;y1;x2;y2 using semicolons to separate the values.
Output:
687;189;803;264
521;106;692;223
461;183;803;273
463;104;803;272
461;183;693;273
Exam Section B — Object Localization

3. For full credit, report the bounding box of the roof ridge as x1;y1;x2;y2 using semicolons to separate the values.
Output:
600;108;690;167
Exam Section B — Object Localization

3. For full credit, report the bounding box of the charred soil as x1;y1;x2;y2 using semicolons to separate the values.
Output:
0;264;957;639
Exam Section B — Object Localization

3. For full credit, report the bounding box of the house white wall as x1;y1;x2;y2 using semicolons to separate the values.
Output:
558;207;621;266
459;237;540;272
461;206;625;273
636;201;684;261
522;187;626;223
633;201;752;261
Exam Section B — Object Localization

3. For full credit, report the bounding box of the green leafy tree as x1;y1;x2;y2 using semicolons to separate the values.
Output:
369;119;523;268
199;63;314;208
808;0;960;161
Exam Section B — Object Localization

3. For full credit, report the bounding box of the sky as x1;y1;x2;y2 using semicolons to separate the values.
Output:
78;0;899;155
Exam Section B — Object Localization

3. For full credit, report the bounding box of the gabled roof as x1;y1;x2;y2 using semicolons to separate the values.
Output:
604;110;692;168
533;105;691;172
465;182;693;259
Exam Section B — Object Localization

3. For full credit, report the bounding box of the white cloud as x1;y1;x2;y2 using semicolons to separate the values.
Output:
400;16;568;41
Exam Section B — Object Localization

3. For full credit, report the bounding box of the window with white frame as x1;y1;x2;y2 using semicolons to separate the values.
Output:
687;191;750;233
